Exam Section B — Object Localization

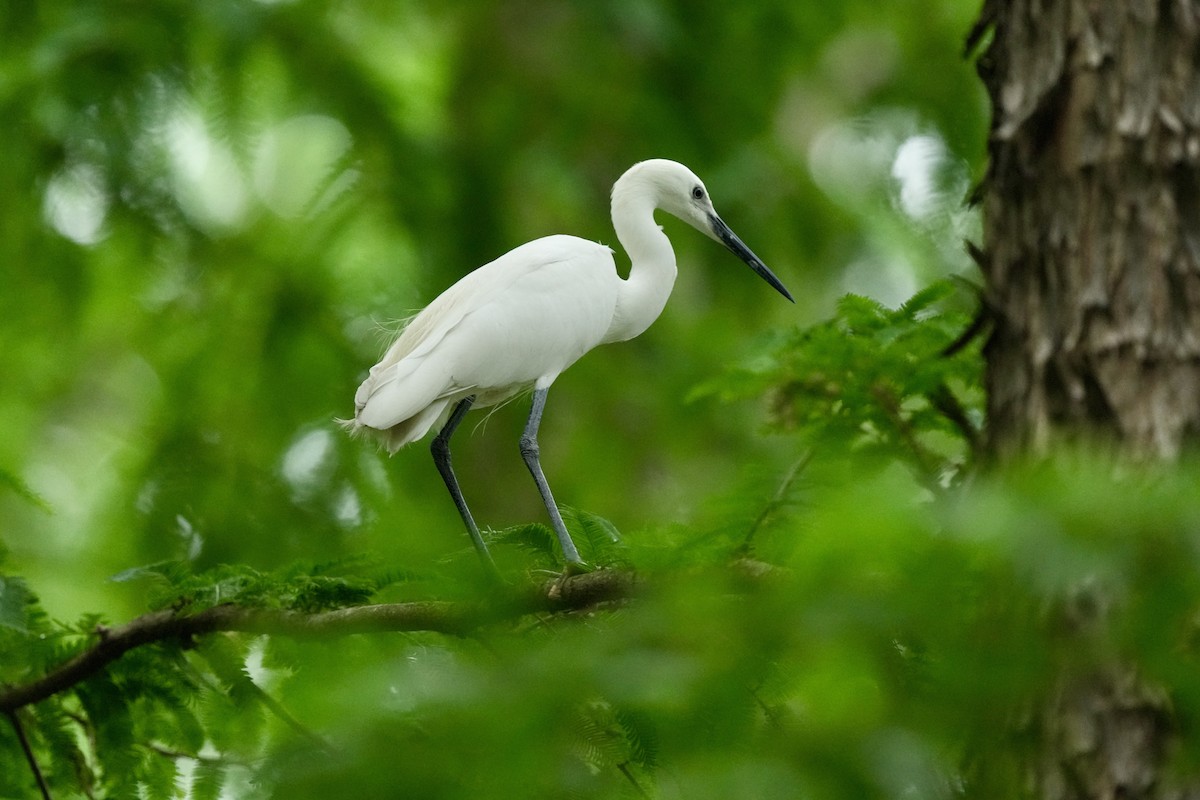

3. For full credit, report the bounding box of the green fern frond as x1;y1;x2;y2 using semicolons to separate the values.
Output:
561;507;630;568
0;575;35;633
191;760;227;800
490;523;558;561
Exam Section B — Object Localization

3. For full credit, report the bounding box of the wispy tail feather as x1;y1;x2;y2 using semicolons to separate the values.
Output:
334;397;451;455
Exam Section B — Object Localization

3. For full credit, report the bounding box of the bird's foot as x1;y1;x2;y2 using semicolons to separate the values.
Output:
546;560;592;601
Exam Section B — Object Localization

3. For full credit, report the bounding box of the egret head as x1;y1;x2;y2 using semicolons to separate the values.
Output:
623;159;795;303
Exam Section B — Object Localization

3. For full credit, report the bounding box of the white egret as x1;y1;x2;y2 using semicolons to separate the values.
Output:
342;159;792;574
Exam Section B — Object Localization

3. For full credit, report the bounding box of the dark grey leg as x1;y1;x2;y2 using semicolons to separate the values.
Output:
431;396;499;576
519;388;583;567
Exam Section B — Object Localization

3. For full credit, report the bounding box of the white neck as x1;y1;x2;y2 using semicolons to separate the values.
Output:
603;181;678;343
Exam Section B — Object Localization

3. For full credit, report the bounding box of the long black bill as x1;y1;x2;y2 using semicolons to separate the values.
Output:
709;214;794;303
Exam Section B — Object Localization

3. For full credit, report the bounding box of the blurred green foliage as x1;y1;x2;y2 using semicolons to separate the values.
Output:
695;279;983;489
9;457;1200;798
10;2;1193;799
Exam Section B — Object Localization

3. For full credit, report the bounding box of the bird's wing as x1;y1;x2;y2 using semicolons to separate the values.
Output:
354;236;614;431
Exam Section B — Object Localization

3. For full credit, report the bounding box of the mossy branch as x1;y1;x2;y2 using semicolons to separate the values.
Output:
0;569;636;714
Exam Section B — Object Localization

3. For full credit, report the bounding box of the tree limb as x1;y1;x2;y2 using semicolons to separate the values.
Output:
0;569;636;715
738;452;811;555
7;710;53;800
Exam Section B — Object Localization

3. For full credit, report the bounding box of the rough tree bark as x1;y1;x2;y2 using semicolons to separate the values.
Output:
973;1;1200;798
977;0;1200;461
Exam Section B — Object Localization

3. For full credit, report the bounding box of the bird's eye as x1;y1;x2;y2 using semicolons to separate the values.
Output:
691;186;705;201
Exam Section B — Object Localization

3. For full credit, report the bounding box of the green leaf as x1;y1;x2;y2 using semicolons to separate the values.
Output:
0;575;34;632
191;760;227;800
0;467;52;513
561;507;630;569
135;747;179;800
109;560;190;586
490;523;558;562
898;279;955;318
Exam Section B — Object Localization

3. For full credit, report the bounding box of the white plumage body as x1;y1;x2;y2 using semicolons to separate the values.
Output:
352;234;634;452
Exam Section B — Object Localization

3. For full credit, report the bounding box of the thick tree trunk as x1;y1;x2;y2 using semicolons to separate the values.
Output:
1034;666;1173;800
975;1;1200;797
978;0;1200;461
